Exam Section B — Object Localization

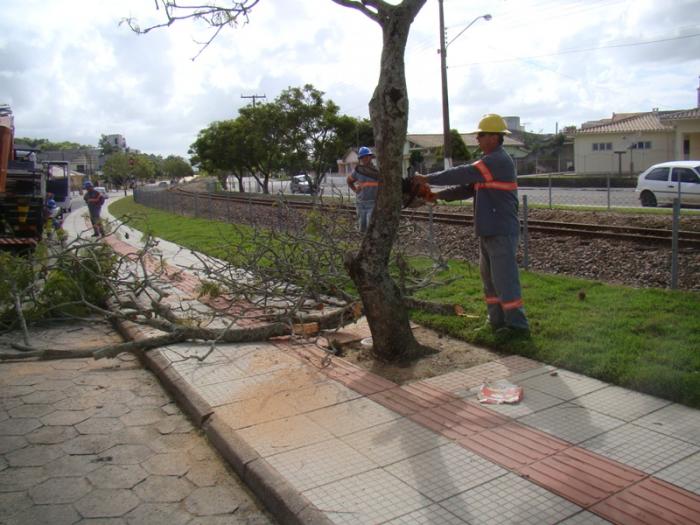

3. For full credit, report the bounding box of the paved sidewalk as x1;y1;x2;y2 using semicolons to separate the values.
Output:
62;200;700;524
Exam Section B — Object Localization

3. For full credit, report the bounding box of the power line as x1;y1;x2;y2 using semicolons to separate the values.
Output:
450;32;700;68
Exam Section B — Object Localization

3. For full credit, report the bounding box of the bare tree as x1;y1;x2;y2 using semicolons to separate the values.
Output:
124;0;429;361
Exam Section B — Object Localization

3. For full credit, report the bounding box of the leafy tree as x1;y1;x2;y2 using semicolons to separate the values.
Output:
450;129;471;165
102;153;130;188
15;138;89;151
237;102;287;193
189;119;252;191
162;155;193;181
275;84;345;189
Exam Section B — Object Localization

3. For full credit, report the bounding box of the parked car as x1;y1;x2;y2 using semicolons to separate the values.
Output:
635;161;700;207
94;186;108;198
290;174;314;194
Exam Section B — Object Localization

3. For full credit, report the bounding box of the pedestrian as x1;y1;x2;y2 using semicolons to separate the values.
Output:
346;146;380;233
83;181;105;237
413;114;529;336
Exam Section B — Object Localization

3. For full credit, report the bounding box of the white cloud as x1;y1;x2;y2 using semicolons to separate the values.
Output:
1;0;698;159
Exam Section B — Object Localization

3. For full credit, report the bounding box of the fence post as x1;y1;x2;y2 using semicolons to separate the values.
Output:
194;193;199;217
522;195;529;270
606;171;611;210
671;198;680;289
548;173;552;209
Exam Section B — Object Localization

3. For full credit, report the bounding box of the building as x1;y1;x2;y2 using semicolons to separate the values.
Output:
574;108;700;175
103;134;127;151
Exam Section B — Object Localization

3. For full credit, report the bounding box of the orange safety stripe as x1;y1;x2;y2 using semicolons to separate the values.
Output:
474;181;518;191
473;160;494;182
484;296;500;305
501;298;524;310
357;181;380;188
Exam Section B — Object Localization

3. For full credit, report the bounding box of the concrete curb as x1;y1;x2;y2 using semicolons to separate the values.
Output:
112;316;332;525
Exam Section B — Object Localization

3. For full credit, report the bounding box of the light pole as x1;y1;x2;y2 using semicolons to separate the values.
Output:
438;2;491;168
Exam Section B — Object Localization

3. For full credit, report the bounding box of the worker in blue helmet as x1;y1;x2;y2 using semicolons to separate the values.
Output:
346;146;380;233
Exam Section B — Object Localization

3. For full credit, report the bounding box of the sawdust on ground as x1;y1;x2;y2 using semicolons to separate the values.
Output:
335;325;501;385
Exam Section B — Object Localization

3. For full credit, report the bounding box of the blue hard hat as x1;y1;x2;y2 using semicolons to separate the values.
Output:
358;146;374;159
84;181;93;189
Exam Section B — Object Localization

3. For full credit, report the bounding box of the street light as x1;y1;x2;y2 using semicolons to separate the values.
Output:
438;3;491;168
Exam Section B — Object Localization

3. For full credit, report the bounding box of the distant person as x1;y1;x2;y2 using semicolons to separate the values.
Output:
43;192;61;233
83;181;105;237
413;114;529;336
346;146;379;233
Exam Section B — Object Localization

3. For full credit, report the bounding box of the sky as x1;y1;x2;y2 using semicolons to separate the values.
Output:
1;0;699;159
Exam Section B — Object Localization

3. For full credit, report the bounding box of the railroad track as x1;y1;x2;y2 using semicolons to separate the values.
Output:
170;187;700;249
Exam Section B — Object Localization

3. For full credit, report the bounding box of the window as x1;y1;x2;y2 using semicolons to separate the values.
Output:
671;168;700;184
592;142;612;151
645;167;669;181
631;141;651;150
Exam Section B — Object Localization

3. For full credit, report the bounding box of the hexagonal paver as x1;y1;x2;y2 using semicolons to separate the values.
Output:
44;454;102;477
112;425;161;446
3;503;80;525
34;380;74;392
127;394;170;408
76;417;125;435
143;453;191;476
8;404;54;418
92;403;130;418
6;444;65;467
0;491;33;522
0;418;42;436
119;408;165;427
40;409;93;426
185;460;230;488
0;435;27;454
4;375;47;387
29;477;92;504
1;385;35;398
61;434;117;455
100;444;154;465
26;425;78;445
75;488;140;518
52;396;99;411
184;485;241;516
155;415;194;435
87;464;149;489
134;475;193;503
0;408;8;422
0;456;6;471
125;502;192;525
150;433;199;454
21;390;67;405
0;467;48;491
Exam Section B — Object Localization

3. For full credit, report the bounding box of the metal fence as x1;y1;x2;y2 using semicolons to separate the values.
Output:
134;185;697;291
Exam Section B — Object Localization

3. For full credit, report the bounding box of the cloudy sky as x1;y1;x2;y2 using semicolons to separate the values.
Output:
2;0;699;159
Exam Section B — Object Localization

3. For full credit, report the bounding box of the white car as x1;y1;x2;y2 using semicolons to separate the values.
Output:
635;161;700;207
94;186;108;198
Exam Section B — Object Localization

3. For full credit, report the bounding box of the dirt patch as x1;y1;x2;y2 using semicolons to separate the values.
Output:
332;325;501;385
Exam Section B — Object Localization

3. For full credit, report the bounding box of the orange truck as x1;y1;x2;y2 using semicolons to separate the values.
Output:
0;104;47;249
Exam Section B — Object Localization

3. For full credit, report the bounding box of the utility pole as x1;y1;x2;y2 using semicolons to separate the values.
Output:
438;0;451;169
438;6;491;169
241;94;266;107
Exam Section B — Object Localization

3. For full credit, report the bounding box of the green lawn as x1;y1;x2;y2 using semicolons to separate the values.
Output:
110;197;700;408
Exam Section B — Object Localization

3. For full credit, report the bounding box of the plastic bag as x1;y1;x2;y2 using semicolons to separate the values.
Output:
477;380;523;404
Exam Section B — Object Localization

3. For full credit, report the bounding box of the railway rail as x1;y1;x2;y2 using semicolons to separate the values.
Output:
170;187;700;249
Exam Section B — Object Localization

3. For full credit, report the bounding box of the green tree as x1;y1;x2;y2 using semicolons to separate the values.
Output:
102;153;130;188
450;129;471;165
189;119;252;191
162;155;193;181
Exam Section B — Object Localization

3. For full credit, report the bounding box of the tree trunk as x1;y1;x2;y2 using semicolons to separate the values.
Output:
341;0;426;361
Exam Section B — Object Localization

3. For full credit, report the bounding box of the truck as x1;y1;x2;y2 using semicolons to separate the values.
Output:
45;160;72;213
0;104;47;249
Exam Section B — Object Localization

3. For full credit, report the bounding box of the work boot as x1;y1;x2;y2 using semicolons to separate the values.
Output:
494;326;531;340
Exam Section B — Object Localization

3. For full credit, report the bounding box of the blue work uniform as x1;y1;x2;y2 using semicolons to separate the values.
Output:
348;165;380;233
426;146;529;330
